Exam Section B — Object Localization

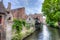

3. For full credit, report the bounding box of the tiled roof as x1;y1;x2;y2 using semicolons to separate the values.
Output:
29;14;43;18
28;14;43;23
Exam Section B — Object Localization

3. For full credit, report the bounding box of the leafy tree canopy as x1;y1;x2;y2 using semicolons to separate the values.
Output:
42;0;60;22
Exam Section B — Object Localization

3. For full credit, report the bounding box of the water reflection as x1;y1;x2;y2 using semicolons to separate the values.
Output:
42;25;50;40
24;25;60;40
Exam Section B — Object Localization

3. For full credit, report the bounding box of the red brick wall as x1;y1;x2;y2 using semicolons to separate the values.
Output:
11;7;27;20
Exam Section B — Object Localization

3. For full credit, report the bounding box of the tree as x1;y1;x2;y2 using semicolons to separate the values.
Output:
42;0;60;27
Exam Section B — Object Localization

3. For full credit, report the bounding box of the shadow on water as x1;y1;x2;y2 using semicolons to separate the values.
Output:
58;29;60;37
23;25;60;40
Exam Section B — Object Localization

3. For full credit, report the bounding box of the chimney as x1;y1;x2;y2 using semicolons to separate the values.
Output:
7;2;11;11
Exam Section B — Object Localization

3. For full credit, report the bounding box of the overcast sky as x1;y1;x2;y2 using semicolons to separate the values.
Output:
3;0;44;14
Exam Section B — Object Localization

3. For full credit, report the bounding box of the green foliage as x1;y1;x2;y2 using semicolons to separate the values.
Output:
12;19;26;33
12;19;26;40
53;11;60;21
12;33;23;40
22;20;26;26
12;19;21;33
25;23;30;29
42;0;60;27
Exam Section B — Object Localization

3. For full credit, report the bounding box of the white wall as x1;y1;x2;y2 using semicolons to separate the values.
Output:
26;16;35;26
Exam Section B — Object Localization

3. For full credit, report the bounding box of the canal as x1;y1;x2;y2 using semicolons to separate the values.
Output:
23;25;60;40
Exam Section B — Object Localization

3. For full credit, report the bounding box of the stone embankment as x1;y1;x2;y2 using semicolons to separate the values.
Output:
21;27;35;40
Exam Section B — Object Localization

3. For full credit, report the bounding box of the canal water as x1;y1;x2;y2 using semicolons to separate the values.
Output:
24;25;60;40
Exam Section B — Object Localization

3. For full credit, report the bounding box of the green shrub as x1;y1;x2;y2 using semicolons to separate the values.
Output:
12;19;26;40
25;23;30;29
12;19;22;33
12;33;23;40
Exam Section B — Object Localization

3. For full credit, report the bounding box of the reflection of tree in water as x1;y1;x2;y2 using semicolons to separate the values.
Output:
48;27;60;40
58;29;60;38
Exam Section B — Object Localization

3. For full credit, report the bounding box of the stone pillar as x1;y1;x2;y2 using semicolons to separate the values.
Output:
7;2;11;11
6;14;13;40
6;22;12;40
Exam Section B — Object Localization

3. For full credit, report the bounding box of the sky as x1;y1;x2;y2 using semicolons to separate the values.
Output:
3;0;44;14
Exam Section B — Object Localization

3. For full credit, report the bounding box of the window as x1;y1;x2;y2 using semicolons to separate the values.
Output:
8;17;11;20
29;18;31;20
7;11;10;14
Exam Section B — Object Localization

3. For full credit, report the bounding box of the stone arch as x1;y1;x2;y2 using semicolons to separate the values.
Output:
35;17;40;30
35;17;40;25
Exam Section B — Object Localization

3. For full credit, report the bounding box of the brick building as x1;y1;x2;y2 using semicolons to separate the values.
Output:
26;13;43;27
29;13;43;23
11;7;27;20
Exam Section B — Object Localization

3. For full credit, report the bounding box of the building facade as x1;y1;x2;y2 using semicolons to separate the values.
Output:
0;0;13;40
28;13;43;23
26;13;43;27
11;7;27;20
26;15;35;27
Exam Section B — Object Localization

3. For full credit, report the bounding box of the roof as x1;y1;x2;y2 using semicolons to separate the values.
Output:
29;14;43;18
11;7;25;14
0;1;6;13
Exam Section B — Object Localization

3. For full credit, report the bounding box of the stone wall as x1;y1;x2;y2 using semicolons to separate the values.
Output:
6;22;12;40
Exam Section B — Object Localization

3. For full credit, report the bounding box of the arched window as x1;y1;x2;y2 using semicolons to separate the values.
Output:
7;11;10;14
29;18;31;20
8;17;11;20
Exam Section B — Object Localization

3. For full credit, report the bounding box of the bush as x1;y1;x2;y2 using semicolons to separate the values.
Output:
25;23;30;29
12;19;22;33
48;21;58;28
12;19;26;40
12;33;23;40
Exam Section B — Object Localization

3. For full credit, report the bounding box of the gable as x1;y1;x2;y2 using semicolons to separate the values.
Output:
0;1;6;13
